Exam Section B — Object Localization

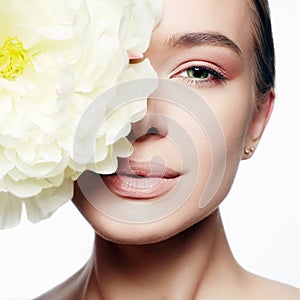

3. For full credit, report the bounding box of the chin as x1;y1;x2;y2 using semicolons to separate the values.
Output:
94;220;178;245
94;209;220;246
72;194;219;246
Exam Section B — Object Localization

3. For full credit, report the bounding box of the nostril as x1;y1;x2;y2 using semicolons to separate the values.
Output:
146;127;159;135
129;114;168;142
128;127;161;143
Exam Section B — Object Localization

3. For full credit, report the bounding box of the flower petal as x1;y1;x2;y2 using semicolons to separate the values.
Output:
24;178;73;223
0;193;22;229
0;0;162;228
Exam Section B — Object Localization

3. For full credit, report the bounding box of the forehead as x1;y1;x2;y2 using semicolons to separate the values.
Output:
153;0;252;55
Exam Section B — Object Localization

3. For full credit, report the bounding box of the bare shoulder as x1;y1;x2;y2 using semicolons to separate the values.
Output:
244;272;300;300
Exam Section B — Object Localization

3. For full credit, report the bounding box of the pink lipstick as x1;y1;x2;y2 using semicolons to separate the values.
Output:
101;161;180;200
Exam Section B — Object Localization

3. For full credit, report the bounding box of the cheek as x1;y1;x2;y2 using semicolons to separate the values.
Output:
180;83;255;211
200;76;255;155
219;92;254;158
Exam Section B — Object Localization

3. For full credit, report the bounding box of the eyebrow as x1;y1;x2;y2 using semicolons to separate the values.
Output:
164;32;242;56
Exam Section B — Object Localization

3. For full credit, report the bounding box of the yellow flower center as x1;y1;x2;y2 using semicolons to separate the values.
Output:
0;36;32;80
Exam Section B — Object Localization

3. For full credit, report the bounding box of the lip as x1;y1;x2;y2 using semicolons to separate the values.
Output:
101;161;181;199
116;160;180;178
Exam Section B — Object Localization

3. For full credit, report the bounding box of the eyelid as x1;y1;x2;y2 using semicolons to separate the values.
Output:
178;66;225;81
170;60;227;79
169;60;228;89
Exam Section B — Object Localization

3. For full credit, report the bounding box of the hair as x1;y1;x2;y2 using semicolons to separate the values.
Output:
248;0;275;102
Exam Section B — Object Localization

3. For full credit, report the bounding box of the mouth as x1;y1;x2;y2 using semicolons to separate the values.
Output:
101;160;181;200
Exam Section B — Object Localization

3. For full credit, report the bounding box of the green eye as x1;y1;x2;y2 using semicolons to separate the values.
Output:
177;65;226;88
186;67;210;79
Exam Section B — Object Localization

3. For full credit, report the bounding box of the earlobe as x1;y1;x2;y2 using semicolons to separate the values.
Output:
242;88;275;160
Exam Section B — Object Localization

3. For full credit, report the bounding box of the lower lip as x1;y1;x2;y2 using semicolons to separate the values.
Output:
101;174;179;200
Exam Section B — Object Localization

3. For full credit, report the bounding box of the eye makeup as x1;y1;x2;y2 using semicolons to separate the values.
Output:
171;62;228;88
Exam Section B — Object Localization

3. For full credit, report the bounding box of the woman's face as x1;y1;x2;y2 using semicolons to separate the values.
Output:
72;0;273;244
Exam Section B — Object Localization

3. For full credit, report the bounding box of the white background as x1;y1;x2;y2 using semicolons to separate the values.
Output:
0;1;300;299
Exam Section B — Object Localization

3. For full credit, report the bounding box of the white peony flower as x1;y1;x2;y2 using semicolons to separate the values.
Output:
0;0;162;229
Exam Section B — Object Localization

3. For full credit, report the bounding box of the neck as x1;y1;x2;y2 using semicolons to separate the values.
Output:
82;210;243;299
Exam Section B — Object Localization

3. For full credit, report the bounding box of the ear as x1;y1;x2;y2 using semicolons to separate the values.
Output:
242;88;275;160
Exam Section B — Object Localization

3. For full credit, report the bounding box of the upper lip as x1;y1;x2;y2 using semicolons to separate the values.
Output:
115;160;181;179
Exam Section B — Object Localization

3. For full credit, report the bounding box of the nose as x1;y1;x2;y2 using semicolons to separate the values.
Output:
128;104;168;143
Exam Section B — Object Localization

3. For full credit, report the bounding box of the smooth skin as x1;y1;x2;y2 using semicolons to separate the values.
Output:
37;0;300;299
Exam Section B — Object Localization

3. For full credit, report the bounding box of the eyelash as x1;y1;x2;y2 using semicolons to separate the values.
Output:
173;65;227;88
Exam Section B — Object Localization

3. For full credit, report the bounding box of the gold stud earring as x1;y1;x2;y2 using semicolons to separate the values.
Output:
244;145;255;155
